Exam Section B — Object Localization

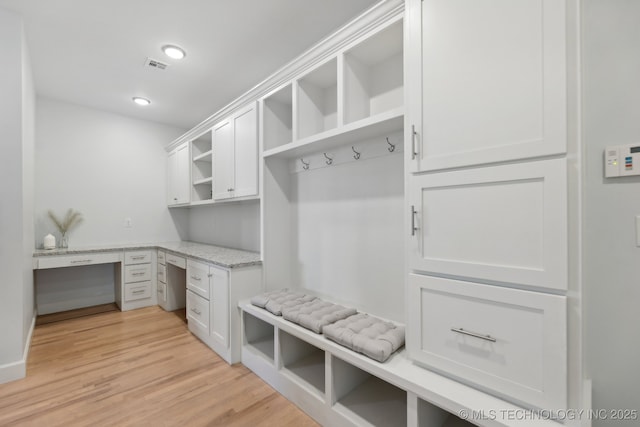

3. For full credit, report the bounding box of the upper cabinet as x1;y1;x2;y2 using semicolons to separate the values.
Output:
167;142;190;206
406;0;566;172
213;102;259;201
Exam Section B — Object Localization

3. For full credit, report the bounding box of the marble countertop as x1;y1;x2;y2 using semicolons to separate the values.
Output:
33;241;261;269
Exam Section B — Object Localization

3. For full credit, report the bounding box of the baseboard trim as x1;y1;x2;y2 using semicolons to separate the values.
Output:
0;311;36;384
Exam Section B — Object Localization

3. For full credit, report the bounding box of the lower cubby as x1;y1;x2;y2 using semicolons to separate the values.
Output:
415;396;474;427
279;330;325;397
332;355;407;427
243;311;275;363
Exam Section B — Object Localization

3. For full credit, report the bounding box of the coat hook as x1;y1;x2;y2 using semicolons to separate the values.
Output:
323;153;333;165
351;146;361;160
386;137;396;152
300;158;310;170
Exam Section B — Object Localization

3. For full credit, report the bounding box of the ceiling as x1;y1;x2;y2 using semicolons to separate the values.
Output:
0;0;379;130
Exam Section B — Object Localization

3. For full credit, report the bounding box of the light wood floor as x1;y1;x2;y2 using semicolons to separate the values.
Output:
0;306;318;427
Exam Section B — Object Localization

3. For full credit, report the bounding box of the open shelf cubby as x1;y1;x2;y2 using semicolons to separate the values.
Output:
297;58;338;139
191;129;213;203
279;330;325;397
344;19;403;125
243;311;275;363
417;398;475;427
263;84;293;151
332;356;407;427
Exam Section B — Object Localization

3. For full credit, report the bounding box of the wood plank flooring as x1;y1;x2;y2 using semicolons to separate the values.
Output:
0;306;318;427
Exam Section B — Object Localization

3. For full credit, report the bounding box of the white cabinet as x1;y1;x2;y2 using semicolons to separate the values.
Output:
190;130;214;204
406;0;566;172
186;259;260;363
409;159;567;291
167;142;190;206
213;102;258;200
407;274;567;409
121;250;155;311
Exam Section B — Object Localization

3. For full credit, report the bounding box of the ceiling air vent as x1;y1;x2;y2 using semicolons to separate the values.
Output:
144;58;169;70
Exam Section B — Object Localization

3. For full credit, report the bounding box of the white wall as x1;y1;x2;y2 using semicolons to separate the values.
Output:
292;153;404;322
582;0;640;422
187;201;260;252
35;98;188;247
0;8;34;383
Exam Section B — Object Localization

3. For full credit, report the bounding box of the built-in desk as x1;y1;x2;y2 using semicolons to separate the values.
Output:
33;241;263;364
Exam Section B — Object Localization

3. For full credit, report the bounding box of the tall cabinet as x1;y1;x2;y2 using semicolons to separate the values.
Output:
405;0;583;415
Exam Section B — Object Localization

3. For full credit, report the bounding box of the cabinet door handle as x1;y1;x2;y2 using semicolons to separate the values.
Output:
451;327;497;343
190;307;202;316
411;124;418;160
207;273;213;278
190;275;201;281
411;205;418;236
132;289;146;295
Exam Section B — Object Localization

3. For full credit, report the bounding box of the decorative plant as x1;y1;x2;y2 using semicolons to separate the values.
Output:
48;209;83;248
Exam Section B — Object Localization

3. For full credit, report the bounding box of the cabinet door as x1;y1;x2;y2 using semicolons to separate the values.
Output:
167;150;178;205
409;159;567;290
213;120;234;200
232;103;258;198
176;143;191;204
210;266;229;348
407;0;566;172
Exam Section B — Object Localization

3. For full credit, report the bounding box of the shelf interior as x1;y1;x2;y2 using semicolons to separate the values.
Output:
344;20;404;124
297;58;338;139
191;182;212;202
244;312;275;362
192;130;213;158
332;356;406;426
263;84;293;151
280;330;325;396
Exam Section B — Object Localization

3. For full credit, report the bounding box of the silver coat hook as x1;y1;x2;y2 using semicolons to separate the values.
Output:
324;153;333;165
386;137;396;152
351;146;361;160
301;158;310;170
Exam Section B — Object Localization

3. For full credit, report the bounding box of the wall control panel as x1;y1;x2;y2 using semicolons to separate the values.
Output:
605;144;640;177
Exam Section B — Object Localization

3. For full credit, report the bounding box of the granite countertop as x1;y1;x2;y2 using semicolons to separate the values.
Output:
33;241;261;269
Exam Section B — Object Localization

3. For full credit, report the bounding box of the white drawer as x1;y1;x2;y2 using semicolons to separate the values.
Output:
35;252;121;269
124;264;152;283
407;274;567;409
157;281;166;303
187;259;210;300
157;264;166;284
187;289;209;333
125;281;151;302
166;253;186;269
124;250;152;265
157;250;166;265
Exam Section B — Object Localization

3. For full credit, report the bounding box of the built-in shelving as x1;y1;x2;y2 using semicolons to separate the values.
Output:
297;58;338;139
263;84;293;151
279;330;325;398
191;130;213;203
243;311;275;363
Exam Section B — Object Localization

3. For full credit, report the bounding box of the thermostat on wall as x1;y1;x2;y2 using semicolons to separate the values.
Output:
605;144;640;177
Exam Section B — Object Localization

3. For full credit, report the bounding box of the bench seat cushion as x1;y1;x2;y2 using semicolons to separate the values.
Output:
282;299;357;334
250;289;316;316
323;313;405;362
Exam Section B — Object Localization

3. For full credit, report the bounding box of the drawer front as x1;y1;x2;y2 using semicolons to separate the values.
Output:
157;281;166;303
124;250;152;265
187;259;210;299
157;264;167;284
35;252;121;269
407;273;567;409
125;264;152;283
166;253;186;269
125;281;151;302
157;250;166;265
187;290;209;332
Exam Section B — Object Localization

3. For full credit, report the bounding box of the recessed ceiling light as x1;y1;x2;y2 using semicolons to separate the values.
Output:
132;97;151;106
162;44;186;60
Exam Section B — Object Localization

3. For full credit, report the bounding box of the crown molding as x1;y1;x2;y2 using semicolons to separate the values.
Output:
166;0;404;152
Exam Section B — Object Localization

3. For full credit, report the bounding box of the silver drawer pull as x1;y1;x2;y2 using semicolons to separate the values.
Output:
132;289;146;294
70;259;92;264
131;255;146;260
190;275;201;281
132;272;145;276
451;328;496;343
190;307;201;315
